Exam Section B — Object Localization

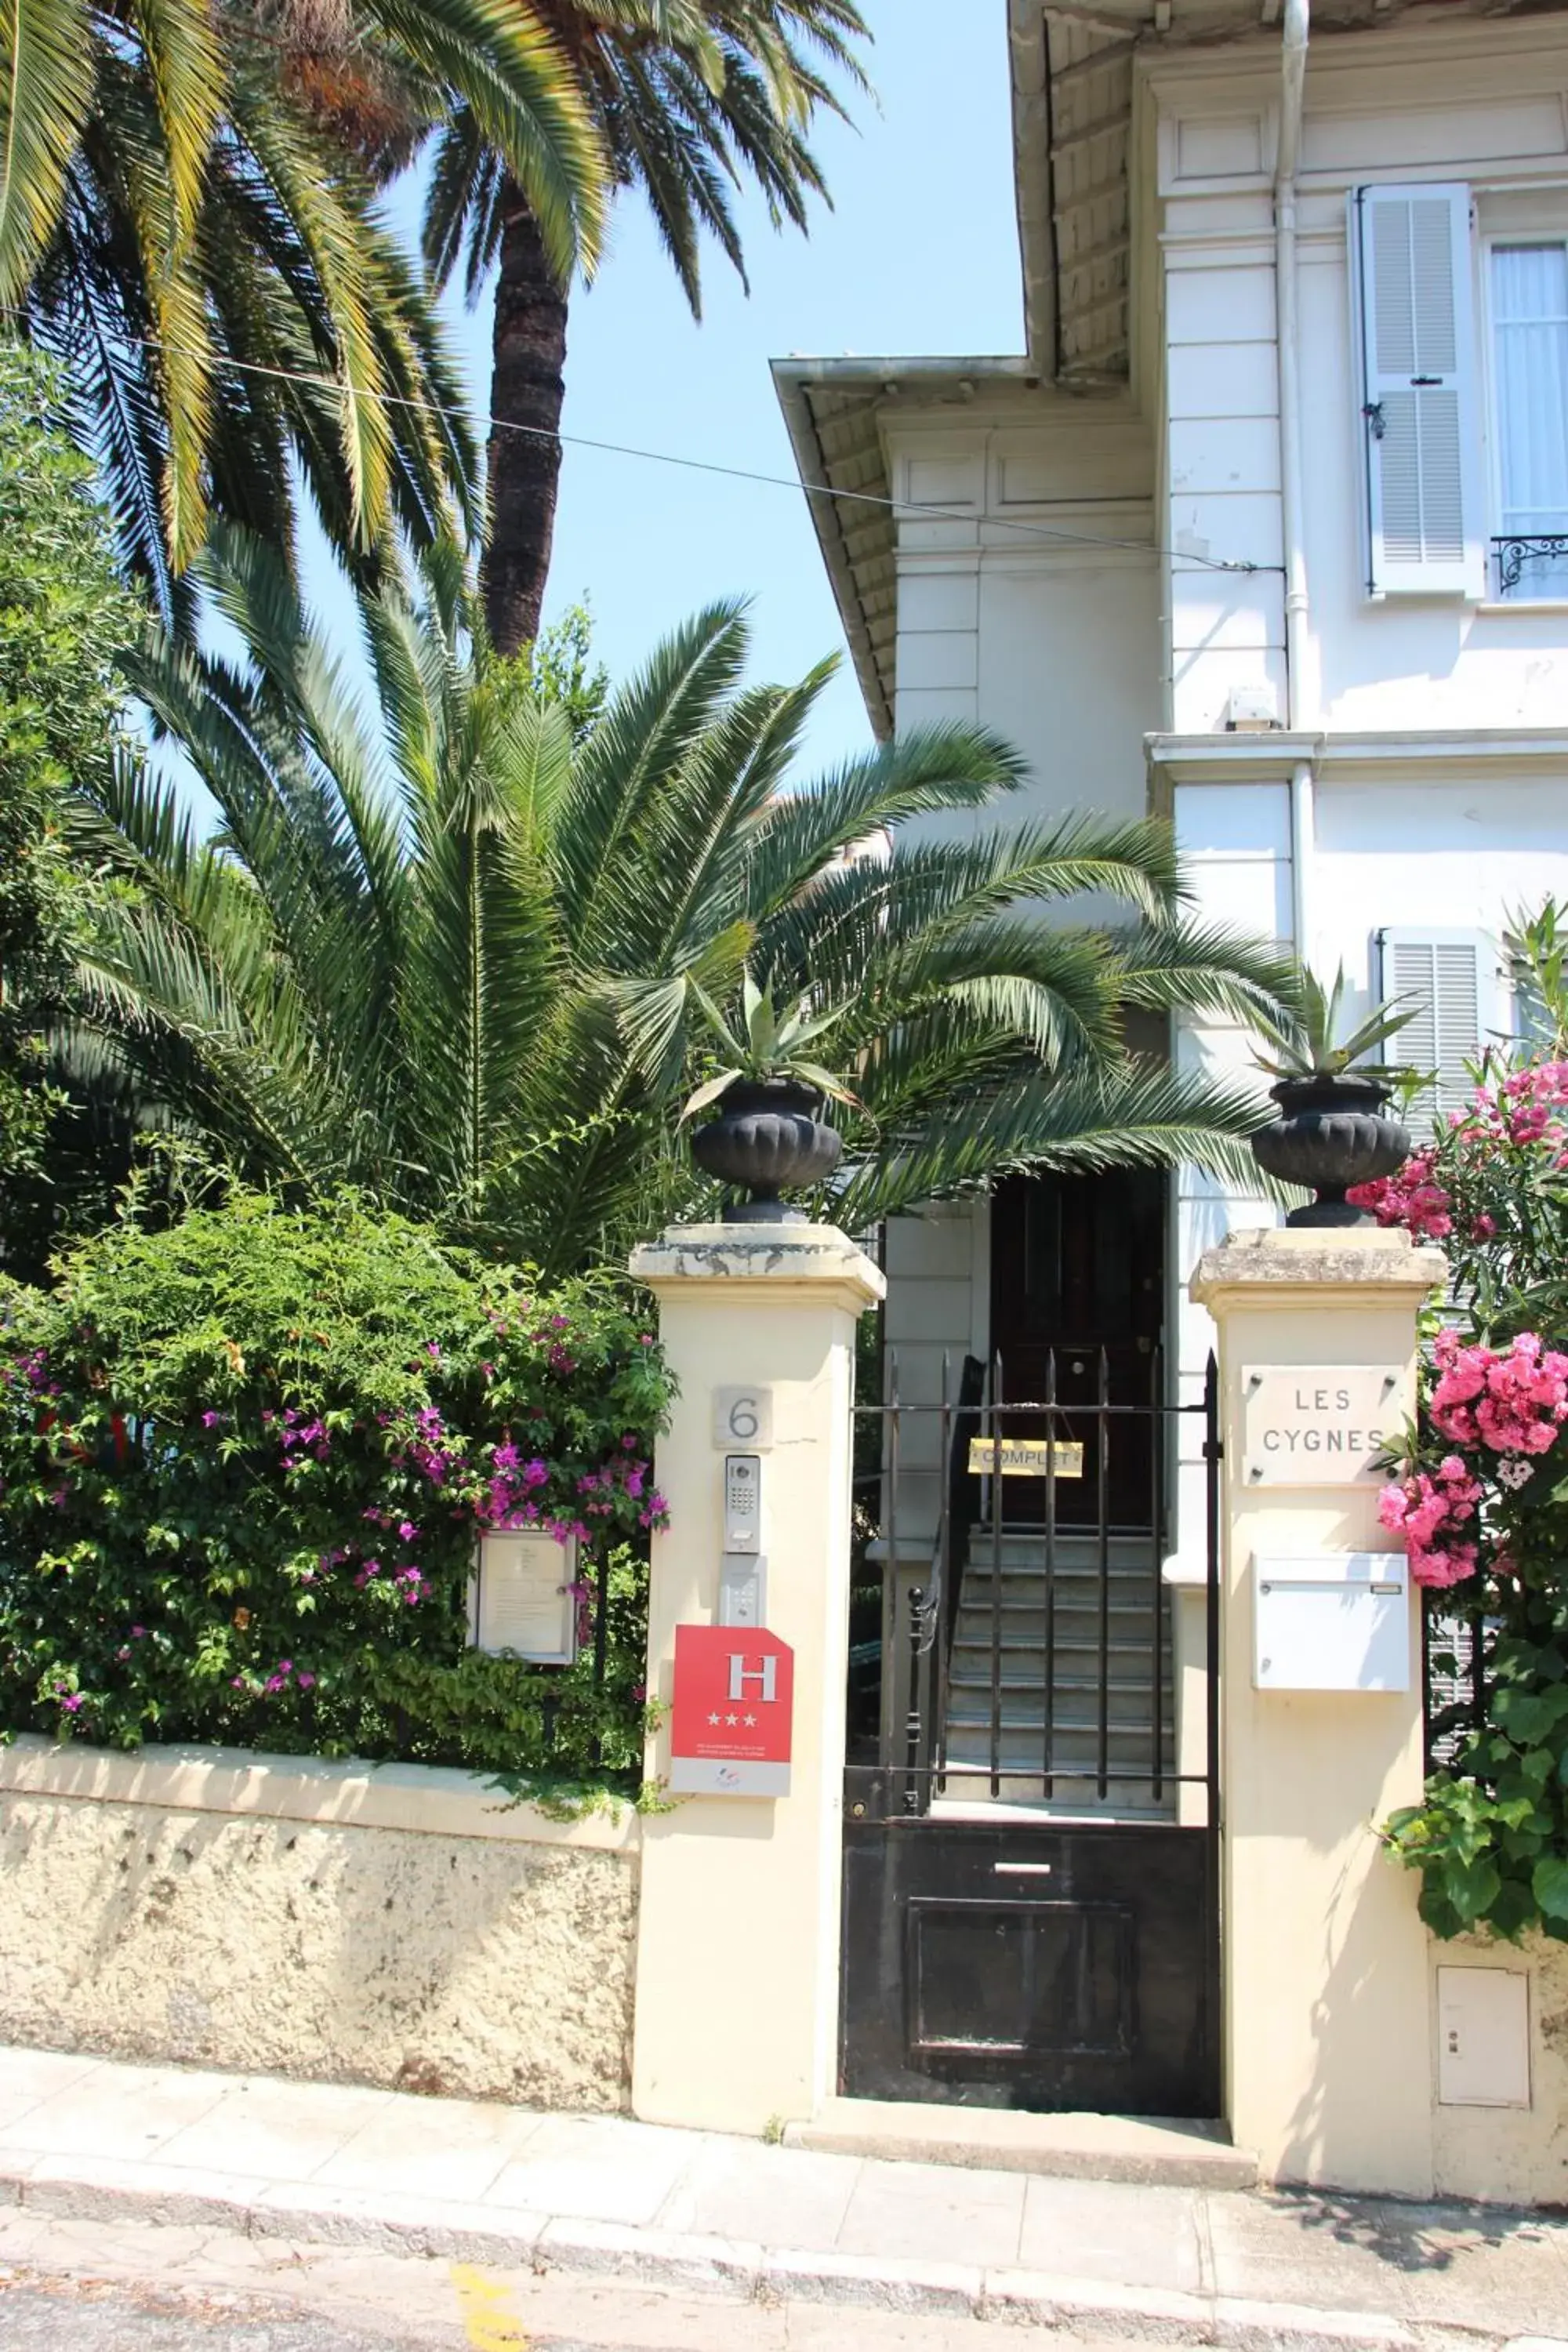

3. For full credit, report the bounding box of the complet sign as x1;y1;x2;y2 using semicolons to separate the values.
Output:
670;1624;793;1796
967;1437;1084;1479
1241;1364;1405;1486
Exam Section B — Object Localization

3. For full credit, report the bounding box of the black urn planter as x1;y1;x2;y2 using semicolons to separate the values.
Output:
1250;1073;1410;1228
691;1077;843;1224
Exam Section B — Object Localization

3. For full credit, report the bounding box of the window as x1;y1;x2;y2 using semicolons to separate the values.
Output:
1353;184;1483;598
1489;242;1568;599
1377;928;1505;1131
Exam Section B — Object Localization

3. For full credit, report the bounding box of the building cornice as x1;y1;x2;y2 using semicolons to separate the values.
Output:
1146;728;1568;785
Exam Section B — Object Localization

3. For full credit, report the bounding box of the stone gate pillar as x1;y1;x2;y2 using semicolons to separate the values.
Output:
626;1222;884;2135
1191;1224;1447;2195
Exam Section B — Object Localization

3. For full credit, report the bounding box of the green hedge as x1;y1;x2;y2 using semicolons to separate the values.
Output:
0;1192;673;1791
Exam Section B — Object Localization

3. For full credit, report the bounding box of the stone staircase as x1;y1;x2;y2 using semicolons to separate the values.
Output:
940;1530;1177;1817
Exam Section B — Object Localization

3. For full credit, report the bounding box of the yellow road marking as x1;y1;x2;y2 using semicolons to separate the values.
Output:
450;2263;530;2350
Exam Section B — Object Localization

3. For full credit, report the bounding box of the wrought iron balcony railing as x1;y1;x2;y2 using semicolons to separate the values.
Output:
1493;533;1568;597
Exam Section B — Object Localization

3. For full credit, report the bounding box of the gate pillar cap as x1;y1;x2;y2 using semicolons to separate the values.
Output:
630;1221;885;1311
1191;1225;1446;1310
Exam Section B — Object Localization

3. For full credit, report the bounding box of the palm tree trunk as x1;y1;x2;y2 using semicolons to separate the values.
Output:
482;191;568;656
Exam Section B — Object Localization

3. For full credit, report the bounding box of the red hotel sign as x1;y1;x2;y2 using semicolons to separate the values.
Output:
670;1625;793;1797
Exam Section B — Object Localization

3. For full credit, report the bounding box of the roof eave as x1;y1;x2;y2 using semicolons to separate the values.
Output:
1009;0;1056;374
771;361;895;742
772;358;1048;741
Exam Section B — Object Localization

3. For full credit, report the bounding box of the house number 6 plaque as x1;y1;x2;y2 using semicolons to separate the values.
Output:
713;1385;773;1448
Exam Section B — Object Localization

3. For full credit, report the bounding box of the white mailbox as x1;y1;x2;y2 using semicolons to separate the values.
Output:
1252;1552;1410;1693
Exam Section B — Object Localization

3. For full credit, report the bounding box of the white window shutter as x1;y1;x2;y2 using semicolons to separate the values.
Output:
1353;184;1483;597
1377;929;1501;1130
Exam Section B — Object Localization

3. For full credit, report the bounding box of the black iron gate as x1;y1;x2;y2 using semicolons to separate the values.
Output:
840;1353;1222;2118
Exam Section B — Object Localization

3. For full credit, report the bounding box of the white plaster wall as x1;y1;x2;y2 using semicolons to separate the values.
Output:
880;1203;985;1553
1308;772;1568;996
1152;27;1568;738
1170;781;1291;1565
0;1742;638;2110
1165;250;1287;734
886;408;1162;833
973;556;1160;826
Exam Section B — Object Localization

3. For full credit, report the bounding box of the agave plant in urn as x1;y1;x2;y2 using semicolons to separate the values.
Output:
1249;968;1421;1227
681;972;858;1225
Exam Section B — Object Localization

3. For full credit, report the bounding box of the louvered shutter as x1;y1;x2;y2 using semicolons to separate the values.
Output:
1353;184;1483;597
1377;930;1497;1131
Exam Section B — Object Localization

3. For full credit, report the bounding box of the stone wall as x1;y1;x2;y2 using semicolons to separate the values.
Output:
1431;1930;1568;2207
0;1739;638;2111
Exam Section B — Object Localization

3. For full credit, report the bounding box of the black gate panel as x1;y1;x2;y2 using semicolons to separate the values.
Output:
840;1788;1219;2116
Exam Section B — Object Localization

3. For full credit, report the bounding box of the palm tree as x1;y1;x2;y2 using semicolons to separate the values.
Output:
420;0;870;654
0;0;607;621
71;530;1292;1276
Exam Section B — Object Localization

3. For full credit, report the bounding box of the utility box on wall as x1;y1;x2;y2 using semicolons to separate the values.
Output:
1253;1553;1410;1692
1437;1967;1531;2107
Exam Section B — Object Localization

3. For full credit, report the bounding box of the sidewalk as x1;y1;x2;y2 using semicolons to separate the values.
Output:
0;2045;1564;2350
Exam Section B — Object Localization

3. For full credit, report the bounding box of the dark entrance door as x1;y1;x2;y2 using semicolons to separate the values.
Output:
839;1338;1221;2119
989;1170;1165;1530
840;1799;1219;2115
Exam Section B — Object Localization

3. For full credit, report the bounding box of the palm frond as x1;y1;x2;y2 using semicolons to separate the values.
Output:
0;0;93;301
87;574;1299;1279
833;1065;1272;1229
364;0;607;281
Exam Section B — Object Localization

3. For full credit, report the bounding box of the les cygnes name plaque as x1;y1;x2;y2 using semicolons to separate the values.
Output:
1241;1364;1406;1486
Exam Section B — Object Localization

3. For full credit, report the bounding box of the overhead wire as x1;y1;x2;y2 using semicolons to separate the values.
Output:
4;303;1265;578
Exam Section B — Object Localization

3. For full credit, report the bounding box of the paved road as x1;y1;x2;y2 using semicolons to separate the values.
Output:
0;2209;1135;2352
0;2277;430;2349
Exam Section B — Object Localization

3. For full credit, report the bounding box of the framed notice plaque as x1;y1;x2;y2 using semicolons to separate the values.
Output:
468;1531;579;1664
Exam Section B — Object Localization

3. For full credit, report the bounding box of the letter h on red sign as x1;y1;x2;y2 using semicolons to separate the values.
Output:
728;1653;778;1704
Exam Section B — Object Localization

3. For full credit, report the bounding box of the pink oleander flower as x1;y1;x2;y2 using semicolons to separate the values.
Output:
1348;1150;1452;1240
1378;1454;1484;1588
1430;1329;1568;1456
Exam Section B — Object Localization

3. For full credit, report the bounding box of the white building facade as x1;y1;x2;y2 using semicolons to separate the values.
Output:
777;0;1568;1626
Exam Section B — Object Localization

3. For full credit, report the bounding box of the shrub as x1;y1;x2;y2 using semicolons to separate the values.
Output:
1354;909;1568;1939
0;343;140;1265
0;1190;671;1792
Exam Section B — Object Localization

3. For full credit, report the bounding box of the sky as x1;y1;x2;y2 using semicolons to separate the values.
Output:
306;0;1026;780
